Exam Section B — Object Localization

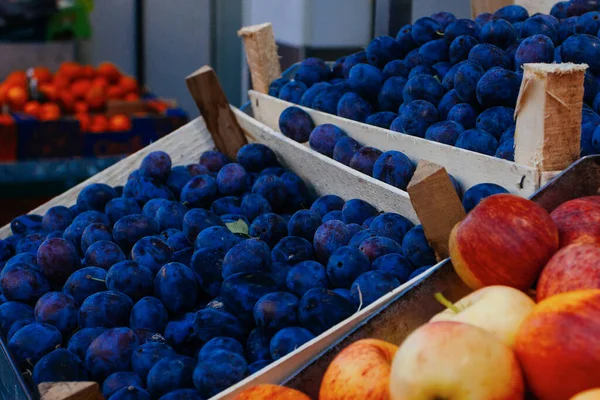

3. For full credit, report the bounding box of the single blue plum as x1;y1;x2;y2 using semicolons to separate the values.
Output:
78;290;133;328
166;166;193;199
10;214;43;236
521;15;559;44
326;246;370;288
140;151;172;182
222;238;271;278
190;248;224;298
425;120;464;146
515;34;554;71
431;11;456;28
412;17;443;45
199;336;245;361
8;322;62;366
124;177;174;205
7;319;34;341
105;198;141;225
350;271;400;307
312;87;346;115
300;81;331;108
107;261;154;301
332;136;362;166
372;151;415;190
462;183;510;212
156;201;188;231
34;292;78;336
396;24;418;55
445;19;481;42
455;129;499;155
280;172;309;210
0;301;33;337
279;106;315;143
286;261;329;297
358;236;403;262
102;371;145;398
269;327;314;360
437;89;463;120
495;137;515;161
294;58;329;87
383;60;410;79
0;262;49;304
113;215;159;251
369;212;414;244
401;225;436;267
279;81;307;104
142;199;168;219
372;253;413;283
366;36;402;68
77;183;118;212
147;355;195;399
476;106;515;139
454;60;485;104
42;206;74;233
313;220;350;264
287;210;321;241
298;288;355;335
194;226;240;253
271;236;313;265
349;147;383;176
154;262;198;313
337;92;372;122
130;297;169;333
308;124;347;157
468;43;512;72
181;176;218;208
84;241;125;270
398;100;439;138
403;75;445;106
85;327;140;380
252;175;288;213
240;193;272;222
131;236;173;275
193;350;247;398
16;233;45;255
365;112;398;129
253;291;299;332
216;163;250;196
80;223;112;254
32;349;88;385
341;199;378;225
182;208;224;242
476;67;521;108
418;39;449;66
237;143;278;173
448;103;478;129
378;77;407;112
494;4;528;23
481;19;516;49
131;342;176;382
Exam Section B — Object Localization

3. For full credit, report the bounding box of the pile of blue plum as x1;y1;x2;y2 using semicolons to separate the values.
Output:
0;145;445;399
270;0;600;160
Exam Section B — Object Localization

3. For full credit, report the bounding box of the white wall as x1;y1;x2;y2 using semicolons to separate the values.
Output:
412;0;471;20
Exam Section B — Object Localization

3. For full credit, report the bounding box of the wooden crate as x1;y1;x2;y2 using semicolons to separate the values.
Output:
0;66;468;400
240;24;585;200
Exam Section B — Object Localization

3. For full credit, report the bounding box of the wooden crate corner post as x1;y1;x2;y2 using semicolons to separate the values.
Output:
407;160;466;261
185;65;248;159
238;23;282;94
514;63;587;184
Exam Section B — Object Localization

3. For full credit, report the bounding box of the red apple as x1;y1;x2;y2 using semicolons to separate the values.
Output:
449;194;559;290
390;321;524;400
515;289;600;400
232;384;311;400
537;244;600;301
319;339;398;400
550;198;600;247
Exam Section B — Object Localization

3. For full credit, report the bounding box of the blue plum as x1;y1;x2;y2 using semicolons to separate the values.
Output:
130;297;169;333
350;271;400;307
42;206;74;233
192;350;247;398
8;322;62;366
448;103;478;129
67;327;107;361
298;288;355;334
193;308;246;342
269;327;314;360
34;292;78;336
107;261;154;301
181;176;218;208
455;129;499;155
425;120;465;146
403;75;445;106
84;241;125;270
398;100;439;137
85;327;140;380
349;147;383;176
337;92;372;123
182;209;224;243
401;225;436;267
113;215;159;251
220;272;278;320
462;183;510;212
332;136;362;166
78;290;133;329
154;262;198;313
476;67;521;108
102;371;145;398
372;253;413;283
279;81;307;104
147;355;195;399
32;349;88;385
279;106;314;143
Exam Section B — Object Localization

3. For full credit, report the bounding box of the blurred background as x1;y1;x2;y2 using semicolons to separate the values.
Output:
0;0;473;225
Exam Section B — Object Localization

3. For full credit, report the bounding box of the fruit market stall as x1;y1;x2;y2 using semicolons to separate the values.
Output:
0;65;471;400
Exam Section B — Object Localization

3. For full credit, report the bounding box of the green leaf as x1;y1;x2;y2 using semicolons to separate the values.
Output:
226;219;249;236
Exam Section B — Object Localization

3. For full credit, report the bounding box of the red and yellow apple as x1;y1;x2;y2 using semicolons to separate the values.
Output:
515;289;600;400
550;198;600;247
232;384;311;400
389;321;524;400
571;389;600;400
449;194;559;290
319;339;398;400
537;244;600;301
430;286;535;347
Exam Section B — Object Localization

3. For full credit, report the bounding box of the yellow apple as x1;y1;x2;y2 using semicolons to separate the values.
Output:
389;321;525;400
571;389;600;400
429;285;535;347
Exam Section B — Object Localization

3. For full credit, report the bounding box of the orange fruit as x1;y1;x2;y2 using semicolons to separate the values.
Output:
23;101;42;118
57;62;82;81
119;76;138;94
39;84;57;102
6;86;28;111
80;65;95;80
96;62;121;84
59;91;76;113
39;103;61;121
5;71;26;86
148;100;169;113
124;92;140;102
109;114;132;131
70;80;92;99
89;114;109;133
0;114;14;126
107;85;125;100
91;76;109;90
85;86;106;110
54;75;71;89
74;101;89;114
75;113;91;132
32;67;53;84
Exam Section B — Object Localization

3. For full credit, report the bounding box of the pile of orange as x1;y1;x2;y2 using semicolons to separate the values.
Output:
0;61;140;132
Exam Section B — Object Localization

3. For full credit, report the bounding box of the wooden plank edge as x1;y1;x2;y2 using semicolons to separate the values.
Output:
248;90;540;196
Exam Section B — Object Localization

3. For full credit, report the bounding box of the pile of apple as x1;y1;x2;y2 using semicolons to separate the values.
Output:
231;193;600;400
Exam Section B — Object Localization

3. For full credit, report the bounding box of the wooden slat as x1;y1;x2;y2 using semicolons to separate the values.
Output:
515;63;585;172
249;90;540;196
0;118;216;238
238;23;282;94
185;66;248;159
38;382;103;400
234;109;419;223
407;161;466;261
